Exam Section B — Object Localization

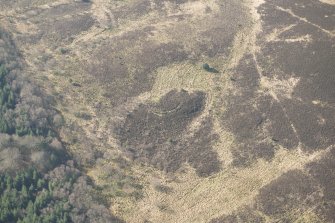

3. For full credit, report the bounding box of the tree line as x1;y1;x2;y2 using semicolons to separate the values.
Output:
0;27;123;222
0;63;58;136
0;164;121;223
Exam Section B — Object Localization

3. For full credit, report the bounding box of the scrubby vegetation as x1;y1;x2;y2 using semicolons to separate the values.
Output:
202;63;219;73
0;27;122;222
0;134;68;173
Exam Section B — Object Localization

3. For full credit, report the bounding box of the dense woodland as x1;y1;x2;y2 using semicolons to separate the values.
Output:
0;164;119;223
0;62;58;137
0;28;121;222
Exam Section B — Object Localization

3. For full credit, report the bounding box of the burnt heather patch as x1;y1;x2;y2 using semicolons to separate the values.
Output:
221;0;335;166
211;147;335;222
222;55;297;166
115;89;221;177
307;147;335;221
212;0;335;220
255;148;335;222
257;0;335;151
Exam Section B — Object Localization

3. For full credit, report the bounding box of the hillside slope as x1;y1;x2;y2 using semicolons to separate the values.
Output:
1;0;334;222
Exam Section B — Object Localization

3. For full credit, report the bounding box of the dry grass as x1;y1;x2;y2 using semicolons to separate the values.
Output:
319;0;335;5
116;147;329;223
2;0;333;222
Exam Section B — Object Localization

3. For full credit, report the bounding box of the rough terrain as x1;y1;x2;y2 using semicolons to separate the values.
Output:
0;0;334;222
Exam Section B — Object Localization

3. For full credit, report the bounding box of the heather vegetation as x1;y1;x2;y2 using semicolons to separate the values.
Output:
2;0;334;222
